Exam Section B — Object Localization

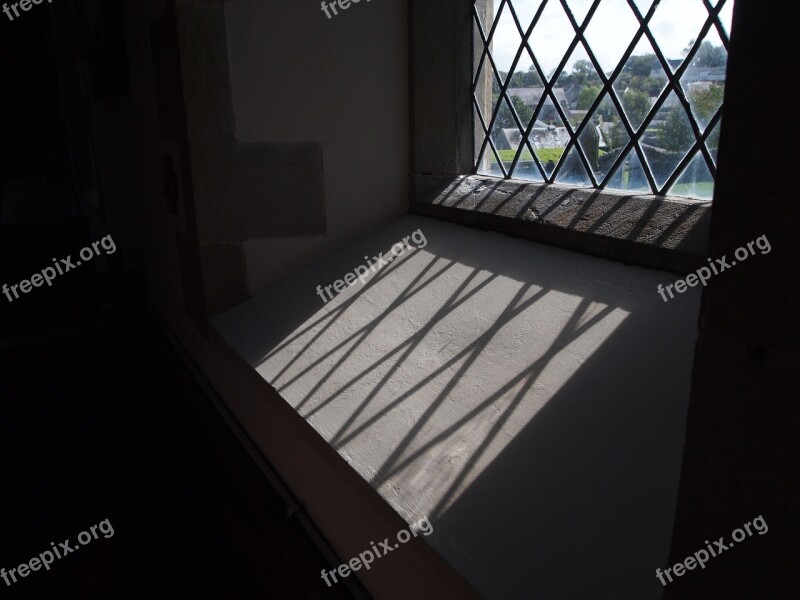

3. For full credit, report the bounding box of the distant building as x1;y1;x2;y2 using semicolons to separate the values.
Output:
681;66;726;84
496;123;550;151
496;128;521;150
507;87;572;123
648;65;726;85
564;84;582;110
686;81;719;94
667;58;683;71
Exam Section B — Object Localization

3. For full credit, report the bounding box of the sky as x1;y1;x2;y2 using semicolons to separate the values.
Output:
487;0;734;75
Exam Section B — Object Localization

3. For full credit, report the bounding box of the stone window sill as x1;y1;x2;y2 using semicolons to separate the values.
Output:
412;175;711;275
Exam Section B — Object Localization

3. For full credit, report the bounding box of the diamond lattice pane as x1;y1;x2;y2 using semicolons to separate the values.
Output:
642;92;695;190
473;0;733;201
511;141;546;182
557;43;602;132
491;3;524;76
613;37;666;132
489;94;527;176
680;27;727;132
667;151;715;200
531;103;570;179
556;145;593;187
507;41;542;90
509;0;545;32
607;147;652;193
563;0;595;27
649;0;710;74
587;91;632;184
528;0;574;80
584;0;640;74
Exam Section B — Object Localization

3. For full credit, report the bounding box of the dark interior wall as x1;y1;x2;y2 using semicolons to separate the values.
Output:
410;0;474;198
665;0;800;596
223;0;410;293
0;9;70;188
69;2;476;594
55;0;210;326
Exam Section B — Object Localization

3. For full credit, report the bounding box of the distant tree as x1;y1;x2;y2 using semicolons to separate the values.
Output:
596;94;616;121
526;65;544;86
705;125;721;150
691;84;724;121
619;73;663;95
511;95;533;126
494;95;533;130
655;85;724;152
577;85;601;110
625;54;657;78
660;106;695;152
509;69;544;88
616;71;633;91
564;59;600;87
493;67;543;95
607;117;628;151
622;89;651;129
691;84;724;146
641;76;666;96
508;71;524;87
690;41;727;68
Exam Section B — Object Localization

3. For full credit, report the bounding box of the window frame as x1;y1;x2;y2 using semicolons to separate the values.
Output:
471;0;729;196
408;0;741;275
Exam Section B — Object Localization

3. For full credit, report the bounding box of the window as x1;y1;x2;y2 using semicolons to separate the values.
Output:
473;0;734;200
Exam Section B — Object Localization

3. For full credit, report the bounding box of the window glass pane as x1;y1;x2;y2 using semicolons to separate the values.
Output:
473;0;734;200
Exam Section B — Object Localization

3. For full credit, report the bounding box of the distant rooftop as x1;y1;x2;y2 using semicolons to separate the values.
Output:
506;87;570;108
649;65;726;84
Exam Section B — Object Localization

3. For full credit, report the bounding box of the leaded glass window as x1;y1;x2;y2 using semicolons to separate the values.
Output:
473;0;734;200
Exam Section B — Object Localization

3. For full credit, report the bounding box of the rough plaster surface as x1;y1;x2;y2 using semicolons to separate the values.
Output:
191;141;325;242
213;215;701;599
174;1;328;316
223;0;408;293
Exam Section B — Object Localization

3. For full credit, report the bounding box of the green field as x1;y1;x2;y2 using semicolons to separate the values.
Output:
669;181;715;199
493;147;564;164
